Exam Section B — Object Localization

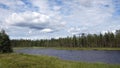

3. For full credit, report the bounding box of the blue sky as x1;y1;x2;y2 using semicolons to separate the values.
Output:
0;0;120;39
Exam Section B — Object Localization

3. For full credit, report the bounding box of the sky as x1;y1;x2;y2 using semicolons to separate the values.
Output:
0;0;120;39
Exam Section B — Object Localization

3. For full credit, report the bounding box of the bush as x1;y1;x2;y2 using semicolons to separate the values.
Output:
0;30;13;53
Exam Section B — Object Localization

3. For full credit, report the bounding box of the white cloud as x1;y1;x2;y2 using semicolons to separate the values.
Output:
68;27;81;35
0;0;25;10
4;11;66;39
53;6;61;11
5;12;49;28
64;0;114;26
41;28;53;33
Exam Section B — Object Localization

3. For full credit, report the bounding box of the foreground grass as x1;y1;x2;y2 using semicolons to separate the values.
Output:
0;53;120;68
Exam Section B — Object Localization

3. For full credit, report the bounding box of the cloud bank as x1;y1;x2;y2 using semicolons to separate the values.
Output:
0;0;120;39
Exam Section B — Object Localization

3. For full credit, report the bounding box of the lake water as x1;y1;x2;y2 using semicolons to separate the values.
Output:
15;48;120;64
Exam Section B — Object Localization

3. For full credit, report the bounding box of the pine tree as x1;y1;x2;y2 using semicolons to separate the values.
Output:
73;35;77;47
0;30;13;53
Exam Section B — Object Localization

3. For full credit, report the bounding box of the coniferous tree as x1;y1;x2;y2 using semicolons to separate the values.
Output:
0;30;13;53
73;35;77;47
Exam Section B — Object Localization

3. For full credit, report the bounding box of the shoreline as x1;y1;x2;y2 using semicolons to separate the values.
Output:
0;53;120;68
13;47;120;50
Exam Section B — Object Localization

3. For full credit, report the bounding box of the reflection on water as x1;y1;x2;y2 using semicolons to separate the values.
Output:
15;48;120;64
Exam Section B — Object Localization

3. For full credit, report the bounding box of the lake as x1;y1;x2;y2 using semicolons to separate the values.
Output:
15;48;120;64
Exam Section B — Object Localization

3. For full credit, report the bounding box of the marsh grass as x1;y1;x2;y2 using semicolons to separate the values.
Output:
0;53;120;68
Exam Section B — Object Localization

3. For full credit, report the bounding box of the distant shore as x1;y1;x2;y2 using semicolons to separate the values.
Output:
14;47;120;50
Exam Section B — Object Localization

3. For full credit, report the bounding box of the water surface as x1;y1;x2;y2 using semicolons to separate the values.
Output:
15;48;120;64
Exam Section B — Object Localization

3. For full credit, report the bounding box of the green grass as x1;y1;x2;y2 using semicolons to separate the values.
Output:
0;53;120;68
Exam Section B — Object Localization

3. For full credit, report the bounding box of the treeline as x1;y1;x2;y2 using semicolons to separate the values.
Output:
11;30;120;48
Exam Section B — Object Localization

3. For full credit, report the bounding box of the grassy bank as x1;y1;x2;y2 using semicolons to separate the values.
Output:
14;47;120;50
0;53;120;68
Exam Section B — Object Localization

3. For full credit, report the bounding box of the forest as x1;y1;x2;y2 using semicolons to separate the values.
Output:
11;30;120;48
